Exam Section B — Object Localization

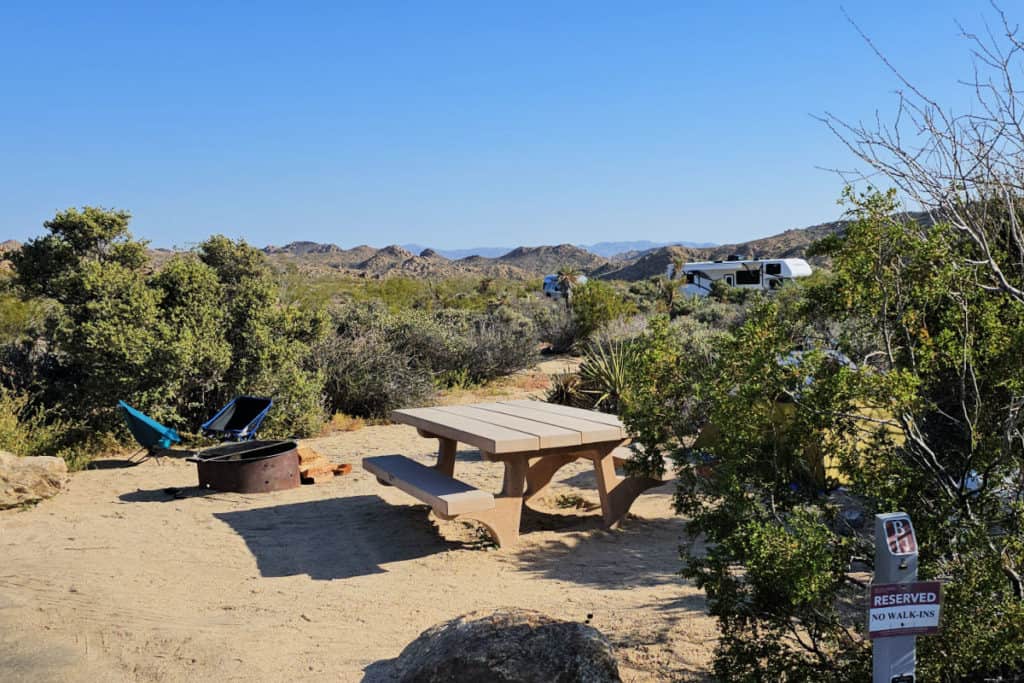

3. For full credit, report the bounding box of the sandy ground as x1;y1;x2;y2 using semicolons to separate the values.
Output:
0;362;716;682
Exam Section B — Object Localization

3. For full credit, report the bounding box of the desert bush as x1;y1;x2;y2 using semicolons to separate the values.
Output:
385;309;475;383
317;330;434;418
0;388;104;469
625;277;664;314
570;280;636;338
0;388;63;457
589;314;649;346
457;307;537;383
318;302;537;418
333;304;537;389
535;281;636;353
687;295;749;329
618;314;731;477
534;304;581;354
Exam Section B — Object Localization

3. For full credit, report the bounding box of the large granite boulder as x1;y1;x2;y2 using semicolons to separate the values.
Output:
392;608;621;683
0;451;69;509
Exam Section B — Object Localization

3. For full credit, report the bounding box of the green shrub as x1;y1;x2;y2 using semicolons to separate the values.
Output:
0;388;103;469
0;388;59;457
570;280;636;338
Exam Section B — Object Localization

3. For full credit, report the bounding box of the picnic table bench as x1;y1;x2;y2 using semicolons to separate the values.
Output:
362;400;670;547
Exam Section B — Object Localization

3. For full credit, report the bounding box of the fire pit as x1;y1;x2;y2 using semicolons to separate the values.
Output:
187;440;300;493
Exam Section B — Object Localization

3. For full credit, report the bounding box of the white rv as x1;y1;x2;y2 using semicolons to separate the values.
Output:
673;257;812;297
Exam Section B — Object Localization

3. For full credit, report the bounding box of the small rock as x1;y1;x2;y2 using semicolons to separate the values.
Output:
392;608;621;682
0;451;69;509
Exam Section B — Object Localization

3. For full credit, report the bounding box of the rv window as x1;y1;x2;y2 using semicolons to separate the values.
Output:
724;275;734;286
765;263;782;276
685;273;695;284
736;269;760;285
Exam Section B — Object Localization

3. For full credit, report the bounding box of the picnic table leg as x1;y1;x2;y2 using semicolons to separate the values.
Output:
434;437;457;477
590;448;669;528
524;454;578;501
463;456;527;547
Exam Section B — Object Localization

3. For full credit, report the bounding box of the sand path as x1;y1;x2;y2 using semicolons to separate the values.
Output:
0;369;715;681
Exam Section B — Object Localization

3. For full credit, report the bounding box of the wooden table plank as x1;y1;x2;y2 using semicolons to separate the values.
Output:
390;407;539;453
501;399;625;427
473;402;624;443
434;405;583;449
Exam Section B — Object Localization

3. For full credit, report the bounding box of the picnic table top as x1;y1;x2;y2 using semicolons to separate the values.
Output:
390;400;626;454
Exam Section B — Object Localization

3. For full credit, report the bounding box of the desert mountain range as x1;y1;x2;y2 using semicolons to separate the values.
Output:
260;217;857;281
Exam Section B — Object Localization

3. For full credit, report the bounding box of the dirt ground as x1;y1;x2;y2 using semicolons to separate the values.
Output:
0;362;717;682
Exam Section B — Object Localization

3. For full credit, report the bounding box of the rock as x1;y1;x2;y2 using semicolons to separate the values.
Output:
0;451;69;509
392;608;621;683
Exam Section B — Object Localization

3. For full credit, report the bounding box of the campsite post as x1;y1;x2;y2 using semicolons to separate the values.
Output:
870;512;934;683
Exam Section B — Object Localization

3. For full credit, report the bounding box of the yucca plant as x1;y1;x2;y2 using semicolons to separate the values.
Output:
545;369;590;408
578;339;639;415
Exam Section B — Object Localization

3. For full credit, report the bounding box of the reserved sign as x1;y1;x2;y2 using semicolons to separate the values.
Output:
868;581;942;639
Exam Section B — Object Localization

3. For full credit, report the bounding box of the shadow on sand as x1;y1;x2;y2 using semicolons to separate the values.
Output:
212;495;466;580
512;514;694;591
118;486;221;503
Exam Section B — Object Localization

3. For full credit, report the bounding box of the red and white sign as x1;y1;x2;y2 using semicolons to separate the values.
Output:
868;581;942;639
884;518;917;555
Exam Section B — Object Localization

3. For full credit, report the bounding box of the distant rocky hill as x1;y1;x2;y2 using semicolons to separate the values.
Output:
400;239;717;260
258;218;853;281
584;240;716;259
493;244;609;275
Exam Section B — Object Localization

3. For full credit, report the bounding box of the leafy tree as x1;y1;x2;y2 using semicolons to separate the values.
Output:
147;255;232;426
623;189;1024;680
11;207;164;429
8;214;329;445
195;235;329;437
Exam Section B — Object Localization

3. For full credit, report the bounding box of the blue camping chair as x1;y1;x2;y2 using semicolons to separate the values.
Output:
201;396;273;442
117;401;182;464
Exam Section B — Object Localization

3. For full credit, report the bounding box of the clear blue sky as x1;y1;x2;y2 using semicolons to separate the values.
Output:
0;1;996;249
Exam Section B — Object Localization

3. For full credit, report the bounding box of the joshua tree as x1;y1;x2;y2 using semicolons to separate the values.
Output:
555;266;583;311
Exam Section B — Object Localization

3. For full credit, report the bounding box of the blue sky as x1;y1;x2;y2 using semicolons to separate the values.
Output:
0;1;997;249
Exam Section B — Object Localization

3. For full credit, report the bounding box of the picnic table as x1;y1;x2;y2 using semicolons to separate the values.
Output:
362;400;670;547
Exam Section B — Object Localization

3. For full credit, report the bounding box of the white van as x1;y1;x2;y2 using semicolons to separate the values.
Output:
674;257;812;297
543;273;588;298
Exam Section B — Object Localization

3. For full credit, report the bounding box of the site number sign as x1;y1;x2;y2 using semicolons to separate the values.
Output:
868;581;942;639
884;518;917;555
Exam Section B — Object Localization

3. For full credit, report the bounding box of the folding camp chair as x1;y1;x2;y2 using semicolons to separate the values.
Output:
201;396;273;442
117;400;182;464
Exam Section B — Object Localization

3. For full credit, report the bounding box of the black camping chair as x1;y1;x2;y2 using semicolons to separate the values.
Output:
201;396;273;442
